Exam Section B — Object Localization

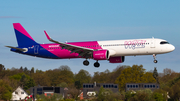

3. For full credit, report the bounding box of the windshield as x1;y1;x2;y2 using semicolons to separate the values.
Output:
160;41;169;45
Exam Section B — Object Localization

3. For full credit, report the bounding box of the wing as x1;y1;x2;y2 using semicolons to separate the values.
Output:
44;31;94;58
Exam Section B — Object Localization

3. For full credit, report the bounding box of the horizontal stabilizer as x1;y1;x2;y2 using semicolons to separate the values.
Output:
5;46;26;52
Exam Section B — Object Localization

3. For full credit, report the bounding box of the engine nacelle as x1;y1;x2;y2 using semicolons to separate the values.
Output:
109;56;125;63
93;50;109;60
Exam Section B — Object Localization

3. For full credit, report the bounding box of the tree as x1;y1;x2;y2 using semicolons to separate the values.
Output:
0;79;12;100
143;72;157;83
23;67;29;75
115;65;156;91
152;89;167;101
20;74;28;88
67;86;79;99
0;64;6;79
32;72;51;86
130;89;154;101
56;65;74;86
91;69;111;83
24;78;35;90
19;66;23;72
96;86;106;101
96;86;115;101
30;67;34;74
10;73;35;90
45;65;74;86
58;65;71;71
74;69;91;88
153;67;159;84
0;64;5;72
108;65;126;83
57;82;68;88
74;81;81;89
169;80;180;100
163;68;174;76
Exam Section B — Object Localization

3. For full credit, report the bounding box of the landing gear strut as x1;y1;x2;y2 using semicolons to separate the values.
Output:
153;54;158;63
83;60;89;66
94;61;100;68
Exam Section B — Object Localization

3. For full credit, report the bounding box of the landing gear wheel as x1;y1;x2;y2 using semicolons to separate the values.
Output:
154;60;158;63
94;62;100;68
83;60;89;66
153;54;158;64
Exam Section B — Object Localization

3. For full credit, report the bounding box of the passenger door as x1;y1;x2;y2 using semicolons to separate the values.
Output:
34;45;39;54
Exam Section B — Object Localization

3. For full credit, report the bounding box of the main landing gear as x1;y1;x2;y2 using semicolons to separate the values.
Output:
83;60;89;66
94;61;100;68
83;60;100;68
153;54;158;63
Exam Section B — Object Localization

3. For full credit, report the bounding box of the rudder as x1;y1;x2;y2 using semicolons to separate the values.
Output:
13;23;38;47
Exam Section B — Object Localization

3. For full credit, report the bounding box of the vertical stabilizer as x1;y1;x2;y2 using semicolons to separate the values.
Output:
13;23;38;47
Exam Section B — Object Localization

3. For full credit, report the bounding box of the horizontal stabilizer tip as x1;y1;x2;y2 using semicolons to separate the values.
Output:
5;46;26;52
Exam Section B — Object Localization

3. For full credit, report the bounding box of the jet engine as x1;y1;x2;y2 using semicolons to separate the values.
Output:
93;50;109;60
109;56;125;63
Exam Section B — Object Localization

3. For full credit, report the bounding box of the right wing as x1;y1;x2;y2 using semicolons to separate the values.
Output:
44;31;94;58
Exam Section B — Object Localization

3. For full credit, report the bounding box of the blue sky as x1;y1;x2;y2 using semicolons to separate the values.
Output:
0;0;180;75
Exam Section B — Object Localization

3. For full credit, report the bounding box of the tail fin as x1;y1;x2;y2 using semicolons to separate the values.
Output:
13;23;38;47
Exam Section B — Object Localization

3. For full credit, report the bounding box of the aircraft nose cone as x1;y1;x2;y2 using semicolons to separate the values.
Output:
169;45;175;52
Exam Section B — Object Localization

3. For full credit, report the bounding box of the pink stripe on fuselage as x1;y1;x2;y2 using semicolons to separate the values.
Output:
13;23;34;40
40;41;102;58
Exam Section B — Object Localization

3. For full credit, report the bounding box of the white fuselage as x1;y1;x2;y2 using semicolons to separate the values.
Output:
98;38;175;57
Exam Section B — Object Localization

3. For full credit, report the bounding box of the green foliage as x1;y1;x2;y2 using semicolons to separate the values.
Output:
96;86;106;101
74;69;91;88
0;64;5;72
74;80;81;89
24;78;35;90
115;65;156;91
152;92;165;101
9;73;35;90
168;80;180;100
57;82;68;88
0;79;12;100
32;72;51;86
2;63;180;100
129;89;153;101
36;93;63;101
96;86;124;101
45;65;74;86
125;89;166;101
30;67;34;74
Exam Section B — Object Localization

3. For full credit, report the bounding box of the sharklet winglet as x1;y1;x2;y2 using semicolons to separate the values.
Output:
44;30;51;40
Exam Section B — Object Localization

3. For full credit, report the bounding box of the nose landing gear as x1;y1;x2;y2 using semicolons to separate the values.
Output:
153;54;158;63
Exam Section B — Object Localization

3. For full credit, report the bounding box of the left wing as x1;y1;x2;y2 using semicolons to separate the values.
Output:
44;31;94;58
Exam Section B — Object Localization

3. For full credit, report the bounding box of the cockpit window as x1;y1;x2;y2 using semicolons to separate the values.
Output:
160;41;169;45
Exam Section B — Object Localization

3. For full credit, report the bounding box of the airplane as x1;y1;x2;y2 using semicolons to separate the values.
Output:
6;23;175;67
